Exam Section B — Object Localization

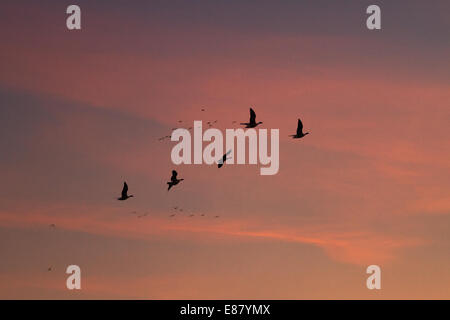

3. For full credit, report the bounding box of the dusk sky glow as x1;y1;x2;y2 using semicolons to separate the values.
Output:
0;1;449;299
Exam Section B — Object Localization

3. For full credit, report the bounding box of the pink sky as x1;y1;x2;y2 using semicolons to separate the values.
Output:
0;1;449;299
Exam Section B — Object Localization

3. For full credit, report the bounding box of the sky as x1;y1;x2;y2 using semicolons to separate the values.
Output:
0;0;449;299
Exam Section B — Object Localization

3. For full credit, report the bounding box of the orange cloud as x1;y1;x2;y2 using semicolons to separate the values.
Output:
0;206;425;266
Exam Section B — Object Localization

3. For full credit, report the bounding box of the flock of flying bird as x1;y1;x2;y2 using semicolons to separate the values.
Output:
118;107;309;215
46;107;308;271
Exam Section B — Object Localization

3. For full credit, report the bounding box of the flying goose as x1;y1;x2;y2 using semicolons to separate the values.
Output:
218;150;232;168
118;182;133;200
167;170;184;191
290;118;309;139
241;108;263;128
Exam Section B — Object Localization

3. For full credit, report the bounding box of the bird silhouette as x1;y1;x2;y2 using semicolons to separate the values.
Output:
117;182;133;200
49;224;56;228
241;108;263;128
158;135;172;141
218;149;232;168
290;118;309;139
167;170;184;191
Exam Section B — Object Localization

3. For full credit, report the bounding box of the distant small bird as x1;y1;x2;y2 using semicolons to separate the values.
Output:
241;108;263;128
290;118;309;139
201;108;206;111
167;170;184;191
158;135;171;141
189;214;195;217
218;150;232;168
201;214;205;217
169;214;176;217
49;224;56;228
214;215;220;218
48;267;52;272
117;182;133;200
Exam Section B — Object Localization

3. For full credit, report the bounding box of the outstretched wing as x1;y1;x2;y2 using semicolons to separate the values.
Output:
217;150;232;166
121;182;128;198
217;154;226;166
249;108;256;123
297;119;303;136
171;170;178;181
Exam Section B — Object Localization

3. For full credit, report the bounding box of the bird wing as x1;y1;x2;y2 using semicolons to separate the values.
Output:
297;119;303;136
121;182;128;197
249;108;256;123
218;150;231;165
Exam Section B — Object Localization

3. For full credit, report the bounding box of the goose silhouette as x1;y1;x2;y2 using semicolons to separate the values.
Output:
241;108;263;128
290;118;309;139
218;150;232;168
117;182;133;200
167;170;184;191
